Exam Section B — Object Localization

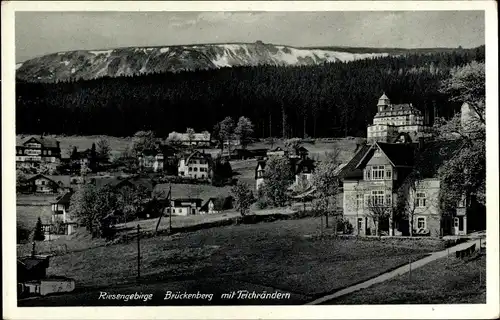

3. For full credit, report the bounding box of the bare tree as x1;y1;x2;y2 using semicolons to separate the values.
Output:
365;192;392;237
312;149;341;231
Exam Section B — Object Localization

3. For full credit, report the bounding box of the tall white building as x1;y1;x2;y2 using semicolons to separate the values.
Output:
367;94;431;143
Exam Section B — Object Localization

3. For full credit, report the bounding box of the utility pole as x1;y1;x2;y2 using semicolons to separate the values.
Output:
137;224;141;281
168;185;172;234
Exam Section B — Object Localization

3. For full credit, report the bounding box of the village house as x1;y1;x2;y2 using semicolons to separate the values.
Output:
255;160;267;191
16;136;62;171
291;158;316;189
165;198;203;216
255;147;315;192
340;94;480;237
266;146;288;158
366;93;432;144
138;149;164;172
199;196;234;214
168;131;211;147
51;192;78;235
24;174;72;194
178;150;211;179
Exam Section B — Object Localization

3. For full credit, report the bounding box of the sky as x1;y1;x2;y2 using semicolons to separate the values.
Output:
15;11;485;62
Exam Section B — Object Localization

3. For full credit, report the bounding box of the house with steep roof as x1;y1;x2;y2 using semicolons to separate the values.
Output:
341;134;469;237
51;192;78;235
177;150;211;179
165;198;203;216
138;148;164;172
24;174;72;194
200;196;234;214
255;160;267;191
16;136;62;170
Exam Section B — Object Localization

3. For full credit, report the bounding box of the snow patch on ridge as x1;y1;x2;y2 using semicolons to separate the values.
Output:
90;50;113;57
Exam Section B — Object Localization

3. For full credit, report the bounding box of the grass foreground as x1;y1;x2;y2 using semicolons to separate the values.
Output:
330;252;486;304
38;218;444;301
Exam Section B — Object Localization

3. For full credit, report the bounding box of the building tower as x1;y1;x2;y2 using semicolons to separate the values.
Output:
377;93;391;112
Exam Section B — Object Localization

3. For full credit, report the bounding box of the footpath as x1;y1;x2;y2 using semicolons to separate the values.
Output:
307;238;483;305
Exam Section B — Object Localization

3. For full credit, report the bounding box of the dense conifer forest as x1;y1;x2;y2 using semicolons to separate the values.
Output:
16;46;484;138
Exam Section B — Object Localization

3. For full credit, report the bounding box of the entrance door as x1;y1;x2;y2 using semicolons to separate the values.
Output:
357;218;364;235
453;217;461;235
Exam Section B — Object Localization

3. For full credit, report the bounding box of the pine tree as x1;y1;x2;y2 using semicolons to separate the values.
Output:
33;217;45;241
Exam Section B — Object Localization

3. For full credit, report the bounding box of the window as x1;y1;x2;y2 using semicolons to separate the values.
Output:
416;192;426;207
188;167;192;172
371;190;385;206
385;169;392;180
417;217;426;229
194;167;198;172
372;166;385;180
356;194;363;209
201;174;205;178
457;194;467;208
180;171;184;176
364;169;371;181
386;193;392;206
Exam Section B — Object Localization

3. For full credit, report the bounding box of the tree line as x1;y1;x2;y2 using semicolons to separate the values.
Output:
16;46;484;139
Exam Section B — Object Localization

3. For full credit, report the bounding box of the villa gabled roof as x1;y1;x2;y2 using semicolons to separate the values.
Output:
52;191;73;205
375;142;418;167
338;144;371;180
21;136;59;148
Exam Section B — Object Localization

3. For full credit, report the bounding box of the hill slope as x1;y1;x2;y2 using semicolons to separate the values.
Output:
16;42;389;82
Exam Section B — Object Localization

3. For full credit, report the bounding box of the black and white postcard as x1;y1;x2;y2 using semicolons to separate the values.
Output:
2;1;498;319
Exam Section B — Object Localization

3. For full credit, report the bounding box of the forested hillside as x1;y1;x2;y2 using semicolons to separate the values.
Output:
16;46;484;138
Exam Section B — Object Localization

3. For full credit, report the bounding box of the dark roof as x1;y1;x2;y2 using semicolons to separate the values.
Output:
393;132;413;144
184;150;211;164
255;160;267;179
172;198;203;207
295;146;309;153
141;149;162;157
22;136;59;148
293;159;315;174
269;147;285;152
414;139;465;179
374;142;418;167
52;191;73;205
91;176;122;189
338;144;372;180
18;256;49;270
27;174;71;188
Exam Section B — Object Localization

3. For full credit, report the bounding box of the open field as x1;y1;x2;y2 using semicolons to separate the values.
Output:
17;194;56;229
43;218;440;299
330;252;486;304
16;135;133;159
16;135;361;162
154;183;232;200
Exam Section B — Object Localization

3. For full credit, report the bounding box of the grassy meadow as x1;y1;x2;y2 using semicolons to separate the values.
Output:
331;252;486;304
45;217;438;295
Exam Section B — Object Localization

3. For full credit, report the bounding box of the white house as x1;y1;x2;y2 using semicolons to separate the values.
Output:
178;151;211;179
138;149;164;172
255;160;266;191
168;131;211;147
367;93;432;144
165;198;203;216
51;192;78;235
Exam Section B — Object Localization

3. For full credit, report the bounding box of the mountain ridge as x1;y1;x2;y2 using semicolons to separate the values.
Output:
16;42;393;82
